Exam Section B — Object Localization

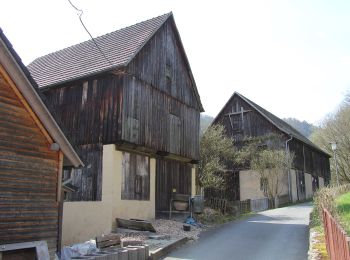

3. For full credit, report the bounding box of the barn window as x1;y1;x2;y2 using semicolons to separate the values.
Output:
121;152;150;200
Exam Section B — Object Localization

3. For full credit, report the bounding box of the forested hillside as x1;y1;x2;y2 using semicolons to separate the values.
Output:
200;114;214;135
283;118;317;138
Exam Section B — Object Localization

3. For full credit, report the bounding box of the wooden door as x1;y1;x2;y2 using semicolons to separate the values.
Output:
155;159;192;214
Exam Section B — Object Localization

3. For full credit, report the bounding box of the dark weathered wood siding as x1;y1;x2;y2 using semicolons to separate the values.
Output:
44;75;119;201
289;139;330;180
42;20;201;201
120;74;199;159
214;95;330;179
155;159;192;213
43;75;123;146
125;18;200;158
127;18;200;110
63;144;103;201
214;96;281;140
0;73;59;256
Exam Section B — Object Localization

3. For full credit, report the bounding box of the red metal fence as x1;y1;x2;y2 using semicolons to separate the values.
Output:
323;208;350;260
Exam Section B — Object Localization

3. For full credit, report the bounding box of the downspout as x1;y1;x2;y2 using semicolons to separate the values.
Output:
285;135;293;202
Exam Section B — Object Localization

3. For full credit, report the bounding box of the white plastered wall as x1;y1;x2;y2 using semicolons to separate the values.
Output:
305;172;313;199
239;170;289;201
240;170;265;200
191;166;196;196
62;144;156;246
290;169;298;202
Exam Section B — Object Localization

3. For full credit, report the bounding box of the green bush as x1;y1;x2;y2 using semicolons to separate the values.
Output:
313;184;350;225
336;192;350;235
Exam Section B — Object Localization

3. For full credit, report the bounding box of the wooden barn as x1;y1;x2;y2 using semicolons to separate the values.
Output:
0;29;83;258
27;13;203;245
212;92;330;204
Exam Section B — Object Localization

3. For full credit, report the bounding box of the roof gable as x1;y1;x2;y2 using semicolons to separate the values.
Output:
127;15;204;111
214;92;329;156
0;28;83;167
27;13;172;88
166;15;203;112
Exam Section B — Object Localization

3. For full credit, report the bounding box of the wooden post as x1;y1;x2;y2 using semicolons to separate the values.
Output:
57;151;64;255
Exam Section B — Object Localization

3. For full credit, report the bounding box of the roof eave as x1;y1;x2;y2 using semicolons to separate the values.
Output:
0;29;84;167
39;64;126;90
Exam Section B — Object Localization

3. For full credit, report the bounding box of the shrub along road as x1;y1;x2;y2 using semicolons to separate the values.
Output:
164;202;313;260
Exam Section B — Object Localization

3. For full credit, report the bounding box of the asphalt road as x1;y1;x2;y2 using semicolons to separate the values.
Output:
164;202;313;260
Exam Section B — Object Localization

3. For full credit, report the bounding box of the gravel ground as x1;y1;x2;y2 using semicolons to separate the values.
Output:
118;218;206;244
151;219;205;240
120;233;148;244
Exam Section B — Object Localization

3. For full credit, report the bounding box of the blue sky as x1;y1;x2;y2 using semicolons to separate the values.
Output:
1;0;349;124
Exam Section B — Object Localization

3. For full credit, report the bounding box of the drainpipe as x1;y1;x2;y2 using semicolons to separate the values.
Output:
285;134;293;202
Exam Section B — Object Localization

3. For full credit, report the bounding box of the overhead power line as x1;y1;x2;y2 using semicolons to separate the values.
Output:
67;0;113;66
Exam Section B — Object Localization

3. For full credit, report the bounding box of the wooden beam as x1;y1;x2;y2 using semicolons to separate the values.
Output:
224;109;252;116
57;151;64;254
156;151;170;157
57;151;63;202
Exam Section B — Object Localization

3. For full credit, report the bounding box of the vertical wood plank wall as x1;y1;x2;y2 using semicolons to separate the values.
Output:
0;73;59;257
121;74;200;159
155;159;192;213
63;144;103;201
